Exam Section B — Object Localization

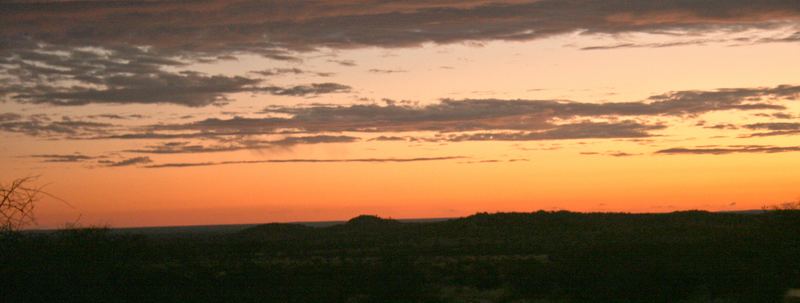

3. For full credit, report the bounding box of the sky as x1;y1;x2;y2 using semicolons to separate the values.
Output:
1;0;800;228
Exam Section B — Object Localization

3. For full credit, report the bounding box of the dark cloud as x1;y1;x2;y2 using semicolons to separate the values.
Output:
250;68;334;77
703;123;738;130
656;145;800;155
100;156;153;167
764;112;796;119
754;30;800;43
5;84;798;142
580;151;639;157
251;68;305;76
0;44;350;106
126;142;244;154
327;59;357;67
15;72;260;107
271;135;359;145
0;113;23;122
100;132;225;140
458;158;529;164
745;122;800;131
28;153;97;163
258;83;351;97
580;30;800;50
126;135;359;154
458;159;501;164
2;0;798;54
641;85;799;115
0;114;113;137
145;156;465;168
3;2;798;108
444;121;664;141
150;84;796;137
581;40;719;51
368;69;407;74
86;114;148;120
743;122;800;137
369;136;414;142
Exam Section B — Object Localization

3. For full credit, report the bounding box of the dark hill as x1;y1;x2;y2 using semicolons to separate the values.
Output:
345;214;400;227
27;210;792;302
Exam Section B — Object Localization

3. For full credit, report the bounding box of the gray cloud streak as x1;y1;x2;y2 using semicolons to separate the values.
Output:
743;122;800;137
100;156;153;167
0;114;114;137
444;122;664;142
28;153;97;163
145;156;465;168
656;145;800;155
126;135;360;154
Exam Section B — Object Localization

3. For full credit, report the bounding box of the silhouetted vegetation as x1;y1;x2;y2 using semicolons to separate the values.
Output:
1;177;44;231
3;211;800;302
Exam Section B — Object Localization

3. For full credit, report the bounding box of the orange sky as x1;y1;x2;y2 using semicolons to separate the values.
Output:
2;0;800;228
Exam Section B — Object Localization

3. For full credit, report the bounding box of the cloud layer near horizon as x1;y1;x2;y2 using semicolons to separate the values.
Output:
146;84;797;138
3;84;799;144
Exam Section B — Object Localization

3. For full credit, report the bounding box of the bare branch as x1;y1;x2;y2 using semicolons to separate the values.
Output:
0;176;45;231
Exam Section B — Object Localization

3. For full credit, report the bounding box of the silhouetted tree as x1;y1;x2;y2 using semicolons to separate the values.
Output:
0;177;44;231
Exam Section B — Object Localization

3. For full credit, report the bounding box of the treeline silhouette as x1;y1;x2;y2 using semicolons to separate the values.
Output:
2;210;799;302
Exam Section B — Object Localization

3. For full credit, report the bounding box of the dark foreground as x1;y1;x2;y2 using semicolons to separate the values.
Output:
2;210;800;303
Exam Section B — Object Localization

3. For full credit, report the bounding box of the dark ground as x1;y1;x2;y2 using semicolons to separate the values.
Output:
2;210;799;302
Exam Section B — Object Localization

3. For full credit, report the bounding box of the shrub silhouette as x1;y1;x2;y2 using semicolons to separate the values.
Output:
0;177;43;231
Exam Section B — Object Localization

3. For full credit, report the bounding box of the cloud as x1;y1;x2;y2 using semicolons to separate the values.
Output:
258;83;351;97
444;121;664;141
144;156;465;168
327;59;357;67
86;114;148;120
271;135;359;145
126;135;359;154
581;40;714;51
368;69;407;74
0;113;23;122
150;84;796;137
579;30;800;50
641;85;799;115
458;158;530;164
3;2;798;108
28;153;97;163
14;72;261;107
0;114;114;137
99;156;153;167
369;136;415;142
5;84;798;143
251;68;305;76
702;123;739;130
580;151;640;157
250;68;333;77
656;145;800;155
0;44;349;107
745;122;800;131
761;112;796;119
3;0;798;55
743;122;800;137
126;142;244;154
